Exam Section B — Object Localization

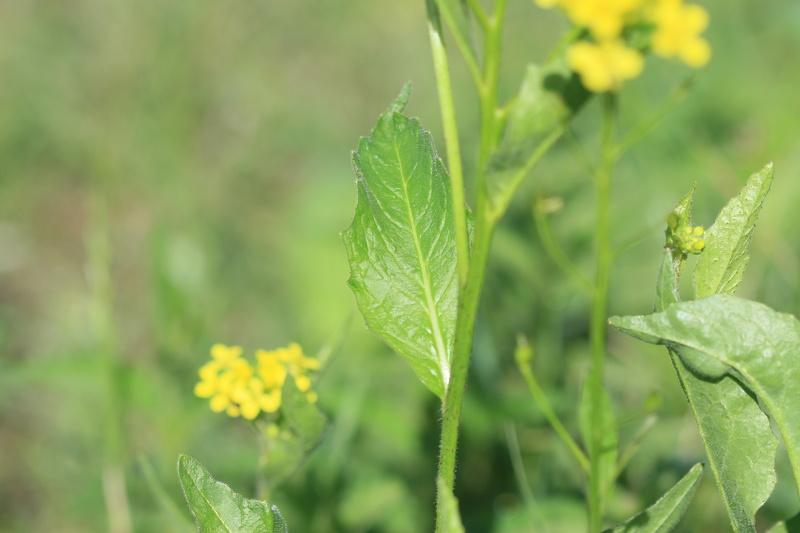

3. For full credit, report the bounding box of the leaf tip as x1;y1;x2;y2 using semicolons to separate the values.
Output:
388;82;412;114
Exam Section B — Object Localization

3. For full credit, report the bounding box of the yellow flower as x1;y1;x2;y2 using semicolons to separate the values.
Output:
533;0;562;8
651;0;711;67
210;343;243;364
260;389;282;413
195;342;321;419
256;349;288;389
561;0;646;39
568;39;644;92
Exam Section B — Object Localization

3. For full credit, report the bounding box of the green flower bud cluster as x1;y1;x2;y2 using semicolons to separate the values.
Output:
666;212;705;254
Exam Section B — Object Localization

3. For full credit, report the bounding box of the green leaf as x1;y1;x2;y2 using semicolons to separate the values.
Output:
654;189;777;533
260;378;328;490
578;372;617;510
178;454;289;533
667;355;774;533
693;163;773;298
485;59;590;215
766;513;800;533
342;106;458;399
610;295;800;502
437;478;465;533
602;463;703;533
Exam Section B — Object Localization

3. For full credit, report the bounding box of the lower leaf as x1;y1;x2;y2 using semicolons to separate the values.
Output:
178;454;289;533
602;463;703;533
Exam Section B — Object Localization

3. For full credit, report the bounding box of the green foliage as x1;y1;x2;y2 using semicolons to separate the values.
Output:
693;163;774;298
602;463;703;533
178;455;288;533
259;378;328;491
766;513;800;533
650;168;779;533
485;60;590;215
611;295;800;497
342;102;459;400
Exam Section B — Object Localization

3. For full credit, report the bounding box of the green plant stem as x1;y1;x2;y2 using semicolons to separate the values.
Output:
476;0;507;179
587;93;618;533
429;0;482;86
614;78;690;159
464;0;489;31
87;195;132;533
505;422;551;533
516;349;590;472
533;203;594;296
432;2;516;530
435;207;495;532
427;12;470;288
255;424;271;501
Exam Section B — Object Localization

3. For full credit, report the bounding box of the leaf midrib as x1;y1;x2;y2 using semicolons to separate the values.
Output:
392;133;450;389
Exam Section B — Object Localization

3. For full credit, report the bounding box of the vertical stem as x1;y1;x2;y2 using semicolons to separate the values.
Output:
476;0;507;182
431;1;507;530
88;195;133;533
427;5;470;288
587;94;617;532
436;210;496;532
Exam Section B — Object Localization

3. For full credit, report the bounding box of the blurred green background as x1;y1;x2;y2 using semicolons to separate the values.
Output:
1;0;799;531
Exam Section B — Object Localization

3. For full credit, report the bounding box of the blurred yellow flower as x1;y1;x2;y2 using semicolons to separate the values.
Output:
568;39;644;93
561;0;646;39
195;343;321;419
533;0;562;8
651;0;711;67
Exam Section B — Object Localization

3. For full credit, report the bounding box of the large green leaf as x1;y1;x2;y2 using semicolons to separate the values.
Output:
178;455;289;533
602;463;703;533
610;295;800;502
693;163;773;298
485;59;590;216
652;182;778;533
342;103;458;399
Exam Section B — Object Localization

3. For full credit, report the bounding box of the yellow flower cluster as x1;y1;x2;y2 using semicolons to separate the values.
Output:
194;343;320;420
535;0;711;93
665;211;705;254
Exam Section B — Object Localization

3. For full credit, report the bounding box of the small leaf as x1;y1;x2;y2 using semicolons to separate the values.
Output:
602;463;703;533
178;454;289;533
343;104;459;399
693;163;773;298
485;59;590;215
610;295;800;502
437;478;465;533
579;372;618;510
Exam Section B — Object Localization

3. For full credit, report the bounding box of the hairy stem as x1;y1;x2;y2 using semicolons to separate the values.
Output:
427;11;470;288
435;209;496;531
587;93;617;532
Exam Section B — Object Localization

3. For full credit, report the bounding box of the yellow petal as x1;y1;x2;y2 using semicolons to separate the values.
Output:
295;375;312;392
210;394;230;412
260;390;282;413
194;380;216;398
240;401;261;420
